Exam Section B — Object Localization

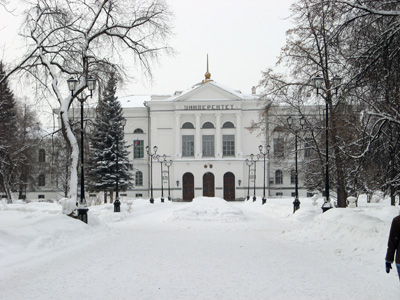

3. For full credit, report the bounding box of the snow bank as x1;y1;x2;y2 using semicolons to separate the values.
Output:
0;202;105;270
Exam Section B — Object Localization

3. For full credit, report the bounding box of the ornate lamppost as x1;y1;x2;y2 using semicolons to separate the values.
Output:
287;116;305;213
156;154;166;203
113;118;127;212
313;75;342;212
259;144;271;205
164;159;173;201
67;76;96;224
146;145;158;204
245;158;253;200
250;153;260;202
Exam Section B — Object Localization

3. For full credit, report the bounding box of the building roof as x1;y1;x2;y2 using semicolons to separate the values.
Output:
119;95;151;108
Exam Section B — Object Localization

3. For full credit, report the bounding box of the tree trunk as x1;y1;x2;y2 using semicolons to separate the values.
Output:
60;106;79;208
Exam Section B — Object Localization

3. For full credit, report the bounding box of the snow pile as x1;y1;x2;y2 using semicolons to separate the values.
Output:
169;197;247;222
89;203;132;223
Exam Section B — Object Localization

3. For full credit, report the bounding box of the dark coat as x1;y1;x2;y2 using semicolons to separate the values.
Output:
385;215;400;264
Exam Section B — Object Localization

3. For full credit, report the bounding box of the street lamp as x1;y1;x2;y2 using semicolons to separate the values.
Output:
113;118;127;212
259;144;271;205
156;154;166;203
313;74;342;212
250;153;260;202
245;158;253;200
287;116;305;213
67;76;96;223
146;145;157;204
164;159;173;201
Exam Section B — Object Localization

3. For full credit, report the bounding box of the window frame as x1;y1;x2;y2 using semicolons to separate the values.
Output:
39;149;46;163
135;171;143;186
202;135;215;157
134;140;144;159
182;135;195;157
275;170;283;185
38;174;46;186
222;134;235;157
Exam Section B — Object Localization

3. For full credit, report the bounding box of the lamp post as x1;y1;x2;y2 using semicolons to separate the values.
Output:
259;144;271;205
250;153;259;202
146;145;157;204
156;154;166;203
113;118;127;212
313;74;342;212
245;159;253;200
164;159;173;201
287;116;305;213
67;76;96;223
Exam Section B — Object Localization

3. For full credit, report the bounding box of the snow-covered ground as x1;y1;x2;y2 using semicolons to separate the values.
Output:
0;196;399;299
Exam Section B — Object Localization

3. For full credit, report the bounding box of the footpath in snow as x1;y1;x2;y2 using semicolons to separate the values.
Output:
0;196;399;300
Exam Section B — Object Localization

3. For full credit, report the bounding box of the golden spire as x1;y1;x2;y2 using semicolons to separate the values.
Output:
202;54;213;84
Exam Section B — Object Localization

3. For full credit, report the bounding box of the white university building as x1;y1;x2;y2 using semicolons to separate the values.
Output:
119;68;310;202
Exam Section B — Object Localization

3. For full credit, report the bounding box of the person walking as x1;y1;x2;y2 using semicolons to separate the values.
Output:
385;213;400;280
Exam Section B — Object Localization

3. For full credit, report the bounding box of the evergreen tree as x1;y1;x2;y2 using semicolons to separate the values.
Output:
87;73;133;202
0;61;21;202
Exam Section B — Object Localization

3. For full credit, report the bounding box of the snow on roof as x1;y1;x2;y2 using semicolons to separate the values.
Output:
161;81;258;102
119;95;151;108
119;81;259;106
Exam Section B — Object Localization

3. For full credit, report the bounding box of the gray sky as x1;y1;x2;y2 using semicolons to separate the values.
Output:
0;0;294;98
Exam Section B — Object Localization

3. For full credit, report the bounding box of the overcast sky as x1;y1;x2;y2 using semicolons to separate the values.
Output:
0;0;294;98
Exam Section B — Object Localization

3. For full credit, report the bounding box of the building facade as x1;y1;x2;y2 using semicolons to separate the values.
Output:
121;72;311;201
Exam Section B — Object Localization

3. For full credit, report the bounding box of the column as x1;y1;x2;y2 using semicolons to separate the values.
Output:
195;113;201;159
236;113;242;157
175;113;181;159
215;113;222;158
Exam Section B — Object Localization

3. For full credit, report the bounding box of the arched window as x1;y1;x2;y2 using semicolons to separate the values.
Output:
182;122;195;129
135;171;143;186
275;170;283;185
222;121;234;128
134;128;144;134
39;149;46;162
202;122;214;129
38;174;46;187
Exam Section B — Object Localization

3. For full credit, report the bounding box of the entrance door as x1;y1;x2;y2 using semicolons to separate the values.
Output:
203;172;215;197
182;172;194;201
223;172;235;201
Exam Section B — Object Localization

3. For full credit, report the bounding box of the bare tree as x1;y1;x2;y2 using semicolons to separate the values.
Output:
258;0;351;207
0;0;173;213
333;0;400;203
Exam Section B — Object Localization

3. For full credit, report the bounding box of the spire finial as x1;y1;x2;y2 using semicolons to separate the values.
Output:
204;54;211;82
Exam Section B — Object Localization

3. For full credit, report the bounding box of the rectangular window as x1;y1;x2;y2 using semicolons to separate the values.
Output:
291;170;296;184
304;138;313;158
38;174;45;187
135;171;143;186
274;137;284;157
134;140;144;159
182;135;194;157
222;135;235;156
39;149;46;162
202;135;215;157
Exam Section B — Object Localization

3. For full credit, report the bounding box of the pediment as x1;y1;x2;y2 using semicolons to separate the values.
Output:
173;82;244;102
